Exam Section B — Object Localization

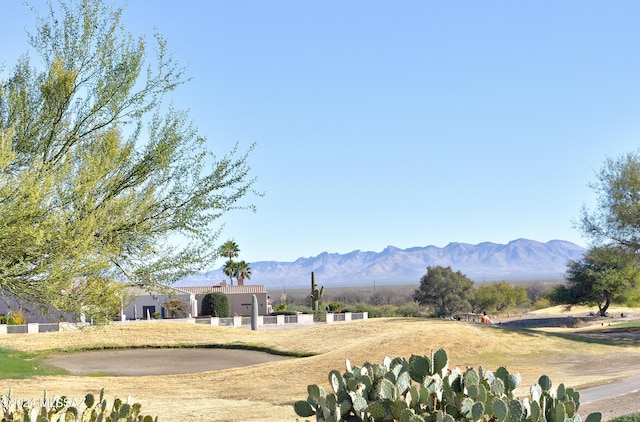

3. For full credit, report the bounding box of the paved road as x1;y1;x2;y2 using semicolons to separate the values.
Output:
580;376;640;404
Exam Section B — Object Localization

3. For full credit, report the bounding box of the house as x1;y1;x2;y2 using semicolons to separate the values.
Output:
122;282;271;320
121;284;198;320
0;281;270;323
178;282;272;317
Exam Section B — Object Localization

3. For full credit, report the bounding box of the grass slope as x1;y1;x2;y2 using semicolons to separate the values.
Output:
1;318;639;421
0;348;67;379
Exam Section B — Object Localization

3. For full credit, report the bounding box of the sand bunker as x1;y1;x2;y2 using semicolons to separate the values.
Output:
45;348;293;376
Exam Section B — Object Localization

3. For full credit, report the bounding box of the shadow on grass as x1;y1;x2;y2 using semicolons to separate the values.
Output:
495;319;640;346
44;343;316;358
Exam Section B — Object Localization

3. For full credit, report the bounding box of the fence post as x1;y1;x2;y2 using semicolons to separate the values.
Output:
27;323;39;334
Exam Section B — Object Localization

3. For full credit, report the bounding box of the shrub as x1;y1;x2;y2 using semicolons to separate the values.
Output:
274;302;287;312
377;304;400;317
325;301;344;312
285;304;314;314
396;301;424;317
165;300;188;318
531;298;552;311
342;302;381;317
294;348;602;422
201;292;230;317
1;388;158;421
6;309;27;325
270;310;299;316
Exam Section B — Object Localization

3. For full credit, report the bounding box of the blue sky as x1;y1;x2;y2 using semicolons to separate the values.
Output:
3;1;640;265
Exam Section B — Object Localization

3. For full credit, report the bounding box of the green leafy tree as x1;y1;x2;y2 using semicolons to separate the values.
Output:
413;266;474;317
526;283;552;303
471;281;528;314
552;246;640;316
200;292;230;317
581;151;640;250
0;0;257;317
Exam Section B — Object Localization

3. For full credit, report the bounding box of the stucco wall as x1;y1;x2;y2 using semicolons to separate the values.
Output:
123;292;194;320
197;292;269;317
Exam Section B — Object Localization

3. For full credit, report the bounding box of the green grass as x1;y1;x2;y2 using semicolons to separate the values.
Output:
611;320;640;328
611;413;640;422
0;348;68;379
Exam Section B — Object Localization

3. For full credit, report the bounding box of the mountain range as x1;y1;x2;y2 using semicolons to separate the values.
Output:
178;238;585;289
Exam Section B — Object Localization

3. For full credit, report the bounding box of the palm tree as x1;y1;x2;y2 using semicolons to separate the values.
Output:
219;240;240;261
222;260;238;286
219;240;240;284
235;260;252;286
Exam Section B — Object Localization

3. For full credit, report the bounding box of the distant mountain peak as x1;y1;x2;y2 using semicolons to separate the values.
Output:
177;239;585;289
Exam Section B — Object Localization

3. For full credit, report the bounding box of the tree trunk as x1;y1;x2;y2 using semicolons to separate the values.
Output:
599;293;612;316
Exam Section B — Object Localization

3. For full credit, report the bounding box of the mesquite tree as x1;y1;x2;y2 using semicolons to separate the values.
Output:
553;246;640;316
414;266;474;317
0;0;257;317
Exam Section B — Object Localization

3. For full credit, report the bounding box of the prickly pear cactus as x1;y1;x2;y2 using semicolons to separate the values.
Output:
294;348;602;422
0;388;158;422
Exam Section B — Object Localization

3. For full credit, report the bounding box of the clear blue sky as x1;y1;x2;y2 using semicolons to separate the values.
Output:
3;1;640;265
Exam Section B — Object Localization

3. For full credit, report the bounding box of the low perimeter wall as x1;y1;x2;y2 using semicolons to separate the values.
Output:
173;312;368;327
0;312;369;334
0;321;93;334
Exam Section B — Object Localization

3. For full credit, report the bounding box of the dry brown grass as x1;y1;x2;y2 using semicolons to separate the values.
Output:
3;317;640;421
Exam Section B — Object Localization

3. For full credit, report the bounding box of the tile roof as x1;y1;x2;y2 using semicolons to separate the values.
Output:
125;284;193;296
178;284;267;295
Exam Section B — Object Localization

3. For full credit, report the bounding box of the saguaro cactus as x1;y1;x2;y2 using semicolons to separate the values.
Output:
251;294;258;330
310;271;324;312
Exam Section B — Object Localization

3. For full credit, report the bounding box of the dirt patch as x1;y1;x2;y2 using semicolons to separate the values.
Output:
45;348;293;376
580;390;640;421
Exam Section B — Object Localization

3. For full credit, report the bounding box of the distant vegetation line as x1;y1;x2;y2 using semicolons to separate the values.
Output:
273;277;563;319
